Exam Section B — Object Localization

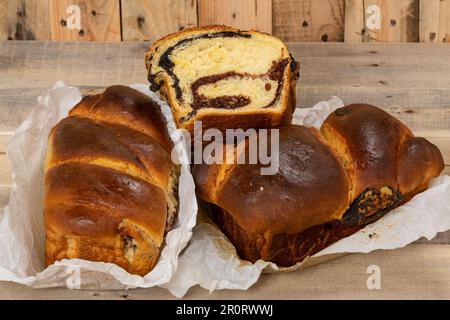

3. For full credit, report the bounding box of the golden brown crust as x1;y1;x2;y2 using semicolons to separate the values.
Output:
321;104;413;198
47;116;172;190
44;85;178;276
69;85;173;152
194;104;444;266
214;126;351;235
397;136;444;200
211;205;362;266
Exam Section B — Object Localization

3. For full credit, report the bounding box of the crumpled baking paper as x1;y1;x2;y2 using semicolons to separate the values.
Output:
0;82;197;289
162;96;450;298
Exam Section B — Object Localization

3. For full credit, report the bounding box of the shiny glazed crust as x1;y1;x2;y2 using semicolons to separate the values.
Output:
44;85;179;275
193;104;444;266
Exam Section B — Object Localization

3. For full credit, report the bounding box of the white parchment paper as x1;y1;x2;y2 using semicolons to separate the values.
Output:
0;82;198;289
163;97;450;298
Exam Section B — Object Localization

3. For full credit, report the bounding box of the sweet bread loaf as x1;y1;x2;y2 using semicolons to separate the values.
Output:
145;25;299;134
193;104;444;266
44;85;179;275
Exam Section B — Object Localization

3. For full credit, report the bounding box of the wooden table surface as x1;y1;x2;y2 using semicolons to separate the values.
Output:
0;41;449;299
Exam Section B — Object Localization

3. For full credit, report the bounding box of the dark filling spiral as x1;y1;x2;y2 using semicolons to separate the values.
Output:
149;31;251;100
148;31;293;120
190;59;289;111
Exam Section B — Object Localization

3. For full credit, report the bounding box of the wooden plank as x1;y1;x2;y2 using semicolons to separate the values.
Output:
1;42;450;133
1;86;450;134
48;0;121;41
345;0;419;42
419;0;440;42
0;86;110;133
273;0;345;42
0;244;449;299
121;0;198;42
419;0;450;43
0;187;10;208
389;0;419;42
198;0;272;33
414;163;450;246
3;42;450;89
296;87;450;132
427;139;450;165
0;0;50;40
0;154;11;187
0;42;149;90
413;130;450;138
371;0;419;42
0;132;13;153
0;87;55;133
439;164;449;175
439;0;450;43
344;0;366;42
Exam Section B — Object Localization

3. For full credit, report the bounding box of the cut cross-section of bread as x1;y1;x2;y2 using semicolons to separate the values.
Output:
145;25;300;134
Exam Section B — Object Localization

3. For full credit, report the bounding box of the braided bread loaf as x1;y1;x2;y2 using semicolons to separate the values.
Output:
193;104;444;266
44;85;179;275
145;25;299;135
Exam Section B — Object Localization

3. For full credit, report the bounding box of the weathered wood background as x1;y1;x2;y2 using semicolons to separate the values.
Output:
0;0;449;43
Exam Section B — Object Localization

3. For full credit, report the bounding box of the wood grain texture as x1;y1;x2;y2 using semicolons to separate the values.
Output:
419;0;440;42
345;0;366;42
0;244;450;299
1;0;448;44
198;0;272;33
0;154;11;187
1;42;450;133
0;0;50;40
439;0;450;42
344;0;419;42
0;187;10;208
420;0;450;42
2;86;449;133
121;0;198;42
49;0;121;41
273;0;345;42
391;0;419;42
291;42;450;132
0;132;13;153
